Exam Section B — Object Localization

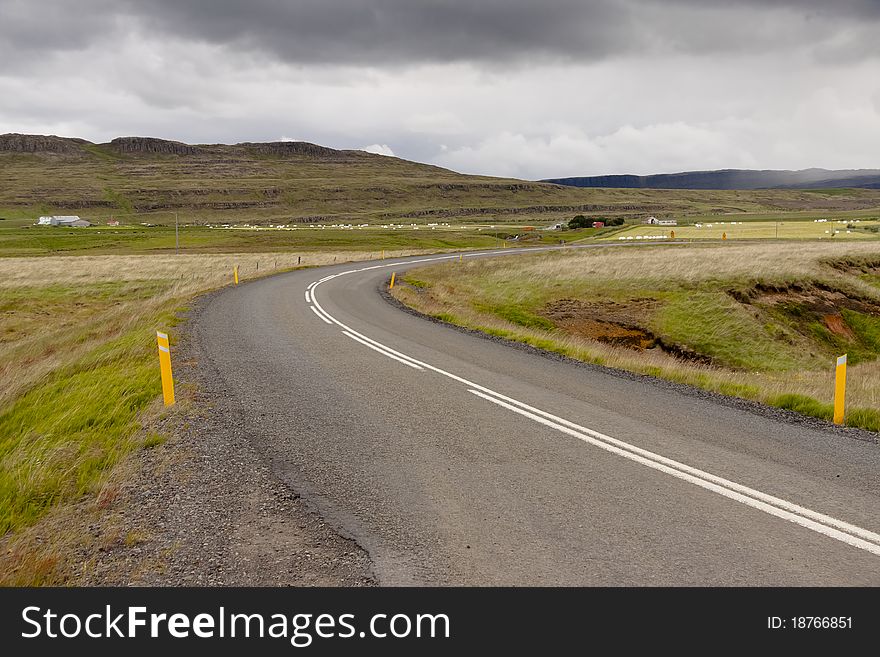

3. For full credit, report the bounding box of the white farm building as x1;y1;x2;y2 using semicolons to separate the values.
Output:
643;216;677;226
37;215;92;227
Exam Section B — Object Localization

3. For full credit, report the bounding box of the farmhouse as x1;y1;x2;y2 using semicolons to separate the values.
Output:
643;216;677;226
36;215;92;227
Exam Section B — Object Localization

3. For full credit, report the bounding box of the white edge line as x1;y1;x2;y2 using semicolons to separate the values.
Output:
310;305;332;324
342;331;423;370
468;388;880;557
305;289;311;303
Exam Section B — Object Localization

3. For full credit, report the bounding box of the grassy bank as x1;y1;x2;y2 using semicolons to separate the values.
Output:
0;248;433;583
392;242;880;431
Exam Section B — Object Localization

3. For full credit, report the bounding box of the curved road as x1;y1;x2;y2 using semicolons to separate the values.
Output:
194;247;880;585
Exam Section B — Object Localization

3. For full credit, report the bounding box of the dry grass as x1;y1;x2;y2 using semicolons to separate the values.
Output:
490;241;880;288
0;249;429;409
394;242;880;429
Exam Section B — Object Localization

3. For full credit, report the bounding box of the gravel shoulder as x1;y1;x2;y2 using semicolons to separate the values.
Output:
80;290;375;586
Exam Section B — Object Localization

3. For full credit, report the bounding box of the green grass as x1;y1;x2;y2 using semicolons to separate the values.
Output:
0;315;170;534
142;432;167;449
767;394;833;421
653;291;811;370
403;276;430;289
0;224;508;257
842;309;880;355
845;408;880;431
474;302;556;331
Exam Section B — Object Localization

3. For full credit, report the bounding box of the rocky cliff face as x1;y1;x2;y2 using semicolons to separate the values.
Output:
0;133;88;154
109;136;201;156
238;141;346;159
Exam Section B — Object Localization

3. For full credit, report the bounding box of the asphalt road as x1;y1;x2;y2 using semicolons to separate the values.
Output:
193;247;880;585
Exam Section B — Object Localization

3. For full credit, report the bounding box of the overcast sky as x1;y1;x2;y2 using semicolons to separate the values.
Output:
1;1;878;178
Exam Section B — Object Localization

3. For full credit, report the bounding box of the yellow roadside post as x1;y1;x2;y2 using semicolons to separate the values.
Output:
722;232;727;240
390;272;396;289
670;230;675;239
382;250;385;260
459;253;463;262
834;354;847;424
156;331;175;406
233;265;239;285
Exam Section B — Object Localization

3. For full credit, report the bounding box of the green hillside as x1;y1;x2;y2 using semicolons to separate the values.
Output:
3;133;880;227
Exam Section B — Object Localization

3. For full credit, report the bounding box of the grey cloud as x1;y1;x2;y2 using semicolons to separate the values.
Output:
126;0;632;65
0;0;120;63
2;0;878;68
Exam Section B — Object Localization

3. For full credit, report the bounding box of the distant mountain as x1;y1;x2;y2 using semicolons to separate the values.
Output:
543;168;880;190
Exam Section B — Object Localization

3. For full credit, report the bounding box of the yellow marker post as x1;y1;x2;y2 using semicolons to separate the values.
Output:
459;253;463;262
233;265;239;285
670;230;675;239
156;331;175;406
389;272;396;289
382;250;385;260
833;354;847;424
722;232;727;241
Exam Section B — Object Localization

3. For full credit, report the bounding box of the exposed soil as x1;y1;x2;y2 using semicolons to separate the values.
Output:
738;282;880;315
733;282;880;345
823;313;856;339
543;298;659;349
541;297;713;364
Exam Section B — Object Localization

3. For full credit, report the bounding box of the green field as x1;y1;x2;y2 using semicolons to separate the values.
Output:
5;213;880;259
606;219;880;241
0;223;510;257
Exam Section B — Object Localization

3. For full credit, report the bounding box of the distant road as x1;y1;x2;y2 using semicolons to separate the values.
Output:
193;246;880;584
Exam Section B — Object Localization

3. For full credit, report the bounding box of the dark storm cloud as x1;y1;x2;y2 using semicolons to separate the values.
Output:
123;0;634;64
1;0;878;67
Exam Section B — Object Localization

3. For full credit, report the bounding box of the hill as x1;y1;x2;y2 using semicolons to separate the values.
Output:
2;134;880;225
544;168;880;191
